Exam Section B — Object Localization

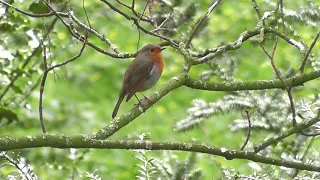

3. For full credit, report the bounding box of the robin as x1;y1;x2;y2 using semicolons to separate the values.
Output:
112;44;166;118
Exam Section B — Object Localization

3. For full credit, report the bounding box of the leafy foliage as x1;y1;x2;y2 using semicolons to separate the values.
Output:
0;151;37;180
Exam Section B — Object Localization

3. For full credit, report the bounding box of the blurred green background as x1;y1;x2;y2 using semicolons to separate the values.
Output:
1;0;319;179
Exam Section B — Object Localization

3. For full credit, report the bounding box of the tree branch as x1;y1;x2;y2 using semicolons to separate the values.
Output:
100;0;179;47
193;27;305;61
240;110;252;150
39;39;87;133
1;135;320;172
185;70;320;91
260;38;297;126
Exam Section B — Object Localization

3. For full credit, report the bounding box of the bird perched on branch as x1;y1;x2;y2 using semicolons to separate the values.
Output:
112;44;165;118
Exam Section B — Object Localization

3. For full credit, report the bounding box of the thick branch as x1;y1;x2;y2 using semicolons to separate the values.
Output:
0;135;320;172
185;70;320;91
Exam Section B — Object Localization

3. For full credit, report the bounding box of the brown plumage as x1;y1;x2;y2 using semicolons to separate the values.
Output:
112;44;165;118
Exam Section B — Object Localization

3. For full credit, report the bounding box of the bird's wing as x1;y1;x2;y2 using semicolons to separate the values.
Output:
124;57;154;101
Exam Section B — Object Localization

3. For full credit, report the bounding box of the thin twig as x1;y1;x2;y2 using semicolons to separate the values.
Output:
101;0;179;47
298;29;320;73
260;39;297;126
68;12;121;54
287;78;297;127
138;0;150;24
116;0;153;24
1;0;126;57
240;110;252;150
39;37;87;133
43;0;131;59
196;27;305;63
260;39;288;89
39;41;48;133
279;0;285;31
152;13;173;33
251;0;262;18
82;0;91;28
185;0;222;48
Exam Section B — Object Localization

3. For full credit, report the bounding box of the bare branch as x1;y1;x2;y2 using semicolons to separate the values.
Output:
299;29;320;73
251;0;262;18
101;0;179;47
195;27;305;63
260;38;297;126
39;37;87;133
240;110;252;150
185;0;222;48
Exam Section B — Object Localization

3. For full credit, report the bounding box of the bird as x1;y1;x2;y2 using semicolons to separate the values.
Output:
112;44;165;118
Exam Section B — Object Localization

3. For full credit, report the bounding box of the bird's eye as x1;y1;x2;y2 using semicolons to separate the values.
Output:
150;49;154;52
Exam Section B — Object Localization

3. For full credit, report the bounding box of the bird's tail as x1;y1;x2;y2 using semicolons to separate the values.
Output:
112;93;125;119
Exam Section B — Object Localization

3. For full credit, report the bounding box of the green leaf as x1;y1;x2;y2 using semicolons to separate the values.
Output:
28;2;49;14
0;22;15;32
11;85;23;94
0;106;19;123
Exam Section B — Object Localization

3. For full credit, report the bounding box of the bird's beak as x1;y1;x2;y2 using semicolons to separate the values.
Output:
160;47;166;51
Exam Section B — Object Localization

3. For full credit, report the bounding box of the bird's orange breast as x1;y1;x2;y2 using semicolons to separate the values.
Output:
148;52;164;73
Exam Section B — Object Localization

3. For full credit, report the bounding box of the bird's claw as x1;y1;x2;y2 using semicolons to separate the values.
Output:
134;96;153;112
134;101;147;112
143;95;153;107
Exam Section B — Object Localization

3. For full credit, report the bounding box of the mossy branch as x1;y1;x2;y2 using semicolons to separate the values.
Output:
185;70;320;91
0;134;320;172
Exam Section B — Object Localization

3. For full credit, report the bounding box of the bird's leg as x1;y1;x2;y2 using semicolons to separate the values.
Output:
133;94;147;112
140;93;153;107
